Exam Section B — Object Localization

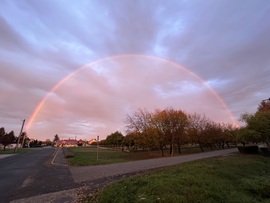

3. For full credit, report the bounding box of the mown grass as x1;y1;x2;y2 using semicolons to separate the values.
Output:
67;147;131;166
67;146;226;166
91;155;270;203
0;148;31;154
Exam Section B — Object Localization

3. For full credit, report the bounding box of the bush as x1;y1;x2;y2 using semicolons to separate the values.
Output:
260;147;270;157
238;146;258;154
62;147;75;158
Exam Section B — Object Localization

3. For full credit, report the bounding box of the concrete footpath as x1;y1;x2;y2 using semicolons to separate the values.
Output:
11;148;238;203
0;154;16;159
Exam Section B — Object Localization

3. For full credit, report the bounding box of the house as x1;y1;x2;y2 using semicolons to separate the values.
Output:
88;138;97;145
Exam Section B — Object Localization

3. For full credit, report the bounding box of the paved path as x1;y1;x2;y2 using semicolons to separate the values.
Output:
70;148;238;183
11;147;238;203
0;154;16;159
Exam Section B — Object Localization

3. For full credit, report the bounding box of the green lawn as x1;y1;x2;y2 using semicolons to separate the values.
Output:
0;148;31;154
67;146;230;166
89;155;270;203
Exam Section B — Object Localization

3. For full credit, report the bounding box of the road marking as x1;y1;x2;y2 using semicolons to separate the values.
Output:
51;148;68;166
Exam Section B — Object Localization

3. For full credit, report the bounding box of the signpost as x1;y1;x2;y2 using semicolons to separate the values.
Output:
97;135;99;161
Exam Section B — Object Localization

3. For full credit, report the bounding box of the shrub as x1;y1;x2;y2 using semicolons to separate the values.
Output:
238;146;258;154
260;147;270;157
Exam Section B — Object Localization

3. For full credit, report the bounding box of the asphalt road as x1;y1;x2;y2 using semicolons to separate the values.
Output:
0;147;77;203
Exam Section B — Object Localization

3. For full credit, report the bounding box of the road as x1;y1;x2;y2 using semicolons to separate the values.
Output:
0;147;77;203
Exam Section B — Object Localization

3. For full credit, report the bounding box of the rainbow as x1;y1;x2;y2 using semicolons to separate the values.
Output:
25;54;238;131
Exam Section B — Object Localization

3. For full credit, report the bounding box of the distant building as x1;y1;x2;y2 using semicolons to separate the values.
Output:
55;139;78;147
88;138;97;145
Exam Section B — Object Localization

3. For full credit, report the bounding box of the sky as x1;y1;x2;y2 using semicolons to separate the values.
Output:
0;0;269;141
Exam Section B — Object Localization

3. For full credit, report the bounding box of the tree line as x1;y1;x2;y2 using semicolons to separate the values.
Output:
101;108;238;156
0;128;51;150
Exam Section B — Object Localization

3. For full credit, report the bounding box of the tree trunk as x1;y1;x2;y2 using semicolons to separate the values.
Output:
177;143;181;154
160;146;164;156
199;143;204;152
169;144;174;156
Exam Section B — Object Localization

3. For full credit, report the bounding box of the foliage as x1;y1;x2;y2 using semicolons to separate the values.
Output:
0;127;16;151
94;155;270;203
29;139;42;147
236;127;260;146
53;134;60;142
105;131;124;148
240;111;270;146
45;139;52;146
257;98;270;113
124;108;238;156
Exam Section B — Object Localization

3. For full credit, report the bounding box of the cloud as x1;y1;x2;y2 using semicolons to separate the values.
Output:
0;0;269;140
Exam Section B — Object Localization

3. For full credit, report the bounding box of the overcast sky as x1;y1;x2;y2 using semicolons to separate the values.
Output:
1;0;269;141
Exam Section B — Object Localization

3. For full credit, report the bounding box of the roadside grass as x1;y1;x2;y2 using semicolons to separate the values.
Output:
67;146;230;166
0;148;32;154
90;155;270;203
67;147;131;166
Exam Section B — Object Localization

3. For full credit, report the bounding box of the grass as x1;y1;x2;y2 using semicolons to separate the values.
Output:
67;146;132;166
89;155;270;203
0;148;32;154
67;146;227;166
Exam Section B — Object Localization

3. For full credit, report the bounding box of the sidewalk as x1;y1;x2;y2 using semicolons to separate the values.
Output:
51;148;68;166
0;154;16;160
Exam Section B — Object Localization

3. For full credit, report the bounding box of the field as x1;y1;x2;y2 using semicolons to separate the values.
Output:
67;146;223;166
91;154;270;203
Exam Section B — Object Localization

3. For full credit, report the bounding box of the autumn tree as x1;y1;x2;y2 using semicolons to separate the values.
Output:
122;132;136;150
152;108;188;155
187;113;209;152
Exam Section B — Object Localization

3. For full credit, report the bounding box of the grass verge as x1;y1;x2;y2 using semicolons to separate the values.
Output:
85;155;270;203
0;148;31;154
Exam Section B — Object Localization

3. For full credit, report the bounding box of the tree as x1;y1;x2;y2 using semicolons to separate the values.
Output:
0;130;16;151
187;113;209;152
53;134;60;145
240;104;270;147
247;112;270;146
106;131;124;148
45;139;52;146
0;127;5;137
257;98;270;113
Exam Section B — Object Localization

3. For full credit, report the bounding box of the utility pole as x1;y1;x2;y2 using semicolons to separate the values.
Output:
14;119;25;153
